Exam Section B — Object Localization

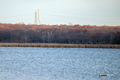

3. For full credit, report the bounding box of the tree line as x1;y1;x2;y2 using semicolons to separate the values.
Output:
0;23;120;44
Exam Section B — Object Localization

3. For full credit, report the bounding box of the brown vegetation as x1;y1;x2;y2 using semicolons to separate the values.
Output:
0;43;120;48
0;23;120;44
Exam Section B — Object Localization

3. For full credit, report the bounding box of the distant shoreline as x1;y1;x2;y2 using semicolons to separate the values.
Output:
0;43;120;49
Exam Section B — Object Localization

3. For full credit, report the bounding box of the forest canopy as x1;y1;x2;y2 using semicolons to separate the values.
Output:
0;23;120;44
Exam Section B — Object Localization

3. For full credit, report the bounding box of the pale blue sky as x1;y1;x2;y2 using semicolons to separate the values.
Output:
0;0;120;26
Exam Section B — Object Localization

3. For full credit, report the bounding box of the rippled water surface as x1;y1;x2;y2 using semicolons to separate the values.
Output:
0;47;120;80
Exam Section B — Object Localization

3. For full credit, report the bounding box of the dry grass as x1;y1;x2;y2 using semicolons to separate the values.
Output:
0;43;120;49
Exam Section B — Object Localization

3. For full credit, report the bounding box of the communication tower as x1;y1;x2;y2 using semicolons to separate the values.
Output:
34;11;38;25
38;9;40;25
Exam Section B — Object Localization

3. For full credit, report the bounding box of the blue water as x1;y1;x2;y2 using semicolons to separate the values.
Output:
0;47;120;80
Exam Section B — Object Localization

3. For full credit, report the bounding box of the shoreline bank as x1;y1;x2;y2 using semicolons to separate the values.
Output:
0;43;120;48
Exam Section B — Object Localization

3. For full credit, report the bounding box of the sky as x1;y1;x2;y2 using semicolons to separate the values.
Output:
0;0;120;26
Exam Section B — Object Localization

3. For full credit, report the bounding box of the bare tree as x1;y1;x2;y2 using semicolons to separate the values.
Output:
47;30;53;43
21;32;29;43
41;31;46;43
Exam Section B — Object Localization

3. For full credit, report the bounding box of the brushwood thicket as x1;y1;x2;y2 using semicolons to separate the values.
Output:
0;23;120;44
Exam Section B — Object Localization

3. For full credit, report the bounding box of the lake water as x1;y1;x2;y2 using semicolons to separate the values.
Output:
0;47;120;80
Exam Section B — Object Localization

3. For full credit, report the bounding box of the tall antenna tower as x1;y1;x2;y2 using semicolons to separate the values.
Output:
38;9;40;25
34;11;38;25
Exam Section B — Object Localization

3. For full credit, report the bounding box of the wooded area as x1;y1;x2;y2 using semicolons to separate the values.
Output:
0;23;120;44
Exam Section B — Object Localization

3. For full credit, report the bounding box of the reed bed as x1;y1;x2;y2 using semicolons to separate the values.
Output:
0;43;120;49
